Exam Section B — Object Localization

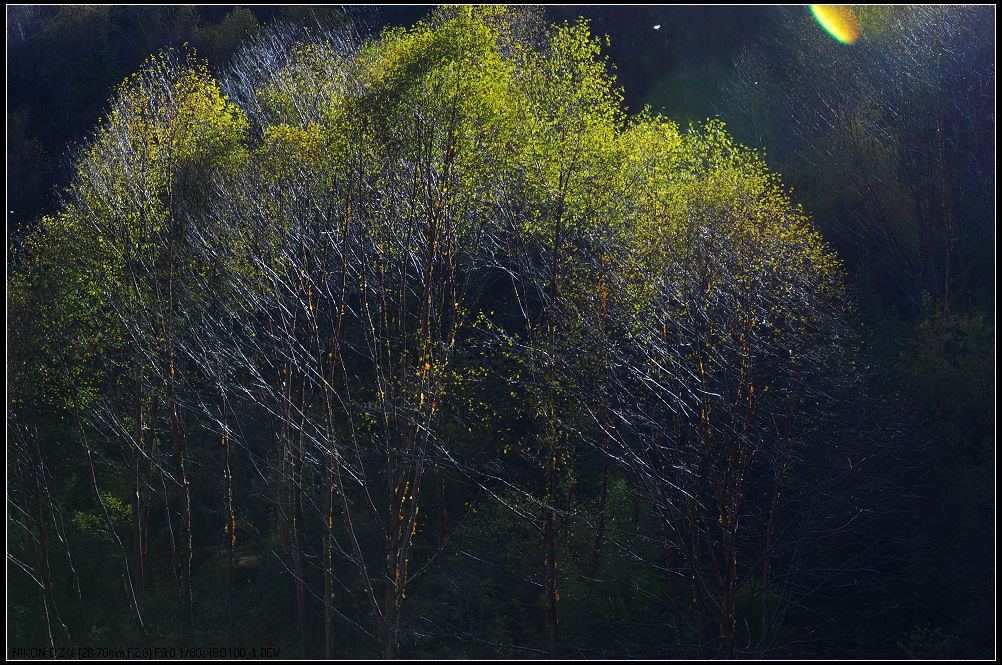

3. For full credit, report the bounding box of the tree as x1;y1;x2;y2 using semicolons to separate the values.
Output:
9;6;876;658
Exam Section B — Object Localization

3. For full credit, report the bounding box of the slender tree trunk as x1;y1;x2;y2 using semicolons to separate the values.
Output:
132;361;148;598
587;463;609;581
292;370;309;655
221;389;236;644
436;470;447;550
323;457;335;659
384;477;405;660
687;501;709;659
168;353;191;617
383;602;400;660
32;438;68;645
544;449;560;658
759;462;784;653
719;520;738;659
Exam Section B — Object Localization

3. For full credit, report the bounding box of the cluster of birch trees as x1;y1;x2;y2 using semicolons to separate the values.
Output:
9;7;859;658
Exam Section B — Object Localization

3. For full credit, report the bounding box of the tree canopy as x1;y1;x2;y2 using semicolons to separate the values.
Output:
8;6;989;660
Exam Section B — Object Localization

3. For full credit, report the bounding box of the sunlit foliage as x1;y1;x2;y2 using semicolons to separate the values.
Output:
8;7;861;659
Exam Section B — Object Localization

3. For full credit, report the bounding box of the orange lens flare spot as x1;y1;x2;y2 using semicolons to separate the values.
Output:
809;5;861;44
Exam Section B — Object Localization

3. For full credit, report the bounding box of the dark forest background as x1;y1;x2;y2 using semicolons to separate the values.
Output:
6;5;995;659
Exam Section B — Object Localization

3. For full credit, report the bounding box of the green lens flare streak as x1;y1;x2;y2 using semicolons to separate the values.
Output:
809;5;860;44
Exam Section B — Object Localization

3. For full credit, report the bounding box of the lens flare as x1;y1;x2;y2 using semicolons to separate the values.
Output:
809;5;861;44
